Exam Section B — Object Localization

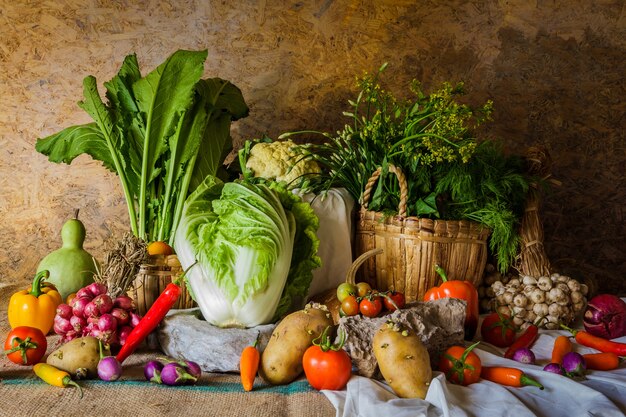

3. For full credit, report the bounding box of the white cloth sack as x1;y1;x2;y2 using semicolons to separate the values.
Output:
298;188;355;300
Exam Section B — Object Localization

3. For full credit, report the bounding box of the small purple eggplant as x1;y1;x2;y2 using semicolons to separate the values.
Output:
562;352;587;377
543;363;566;375
160;362;198;386
511;347;536;365
144;360;164;384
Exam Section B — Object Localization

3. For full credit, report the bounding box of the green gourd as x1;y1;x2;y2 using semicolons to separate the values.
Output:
37;209;98;300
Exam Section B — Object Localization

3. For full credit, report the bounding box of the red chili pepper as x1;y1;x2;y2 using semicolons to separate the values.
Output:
561;324;626;356
424;265;479;340
504;323;539;359
116;283;181;363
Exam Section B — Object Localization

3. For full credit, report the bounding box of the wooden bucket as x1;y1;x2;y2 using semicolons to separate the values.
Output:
130;263;196;316
354;165;491;302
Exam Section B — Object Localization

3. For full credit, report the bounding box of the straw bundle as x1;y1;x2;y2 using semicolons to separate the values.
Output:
517;146;560;277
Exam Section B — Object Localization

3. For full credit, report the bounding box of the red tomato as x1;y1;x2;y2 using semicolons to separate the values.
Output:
4;326;48;365
359;295;383;318
481;312;517;348
383;291;406;311
438;342;482;385
303;329;352;391
341;295;360;316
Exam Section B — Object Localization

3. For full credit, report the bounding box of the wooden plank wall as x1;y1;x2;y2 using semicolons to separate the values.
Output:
1;0;624;294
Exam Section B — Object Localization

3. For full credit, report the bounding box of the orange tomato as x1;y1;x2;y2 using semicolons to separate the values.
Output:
438;342;482;386
147;241;174;256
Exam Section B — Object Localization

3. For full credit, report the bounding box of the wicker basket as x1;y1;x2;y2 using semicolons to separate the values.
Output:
129;262;196;316
354;165;491;302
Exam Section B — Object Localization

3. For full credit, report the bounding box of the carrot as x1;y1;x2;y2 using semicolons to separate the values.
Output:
240;334;261;392
551;335;572;364
481;366;544;389
583;352;621;371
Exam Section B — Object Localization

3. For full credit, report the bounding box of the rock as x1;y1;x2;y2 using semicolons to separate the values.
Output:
157;308;276;373
338;298;466;378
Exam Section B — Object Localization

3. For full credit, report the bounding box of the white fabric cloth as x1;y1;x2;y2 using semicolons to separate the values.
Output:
324;315;626;417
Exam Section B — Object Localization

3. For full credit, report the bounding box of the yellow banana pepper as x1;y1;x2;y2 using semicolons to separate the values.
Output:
8;270;62;335
33;363;83;398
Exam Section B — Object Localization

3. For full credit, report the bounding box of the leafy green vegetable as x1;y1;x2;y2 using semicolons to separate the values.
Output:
36;50;249;243
281;63;529;272
173;175;320;328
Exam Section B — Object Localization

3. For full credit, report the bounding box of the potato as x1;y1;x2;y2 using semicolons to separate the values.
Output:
260;303;334;385
46;336;110;379
373;321;432;399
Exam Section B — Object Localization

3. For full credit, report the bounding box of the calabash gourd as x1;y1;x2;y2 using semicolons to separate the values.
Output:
37;210;98;300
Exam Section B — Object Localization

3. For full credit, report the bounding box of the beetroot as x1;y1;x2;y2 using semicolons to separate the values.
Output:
583;294;626;340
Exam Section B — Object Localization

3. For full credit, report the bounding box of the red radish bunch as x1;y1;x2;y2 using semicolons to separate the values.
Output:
53;282;142;348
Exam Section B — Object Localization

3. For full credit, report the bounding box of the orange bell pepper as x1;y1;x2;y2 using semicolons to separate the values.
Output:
424;265;479;340
8;270;62;335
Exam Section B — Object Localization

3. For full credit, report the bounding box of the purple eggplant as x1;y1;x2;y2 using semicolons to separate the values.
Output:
562;352;587;377
543;363;566;375
160;363;198;386
144;360;164;384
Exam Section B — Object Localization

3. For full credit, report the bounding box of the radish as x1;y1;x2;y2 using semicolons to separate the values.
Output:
97;341;123;382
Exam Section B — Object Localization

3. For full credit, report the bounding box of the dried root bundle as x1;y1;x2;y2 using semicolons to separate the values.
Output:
97;233;149;298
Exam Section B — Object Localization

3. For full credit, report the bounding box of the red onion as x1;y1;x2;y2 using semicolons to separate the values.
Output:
70;315;87;332
130;312;142;327
75;287;94;301
55;303;73;319
71;297;91;318
98;313;118;332
118;326;133;346
53;316;73;334
110;308;130;326
84;301;100;318
93;294;114;315
583;294;626;339
87;282;108;297
113;295;135;311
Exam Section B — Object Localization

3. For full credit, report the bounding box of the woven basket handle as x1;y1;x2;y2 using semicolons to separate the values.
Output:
345;248;383;285
361;165;408;217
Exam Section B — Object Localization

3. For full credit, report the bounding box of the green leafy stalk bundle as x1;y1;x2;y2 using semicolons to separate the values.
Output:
282;63;530;272
35;50;249;245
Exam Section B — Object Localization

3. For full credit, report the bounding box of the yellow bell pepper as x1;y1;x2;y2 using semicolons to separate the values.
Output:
8;270;62;335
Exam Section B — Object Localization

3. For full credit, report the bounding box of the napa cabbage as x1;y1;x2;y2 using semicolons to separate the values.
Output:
174;175;320;328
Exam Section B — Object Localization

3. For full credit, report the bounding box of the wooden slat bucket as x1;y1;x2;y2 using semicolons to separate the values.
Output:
354;165;491;302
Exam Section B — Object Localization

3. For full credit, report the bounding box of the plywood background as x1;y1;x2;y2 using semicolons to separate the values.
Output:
1;0;624;294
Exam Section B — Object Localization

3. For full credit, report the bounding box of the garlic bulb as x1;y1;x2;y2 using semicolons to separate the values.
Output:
488;272;587;329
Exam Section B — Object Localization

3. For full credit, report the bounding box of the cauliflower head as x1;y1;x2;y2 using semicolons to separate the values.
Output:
245;140;321;187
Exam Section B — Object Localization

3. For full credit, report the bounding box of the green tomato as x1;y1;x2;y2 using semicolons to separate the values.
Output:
356;282;372;298
336;283;357;302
